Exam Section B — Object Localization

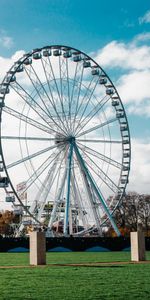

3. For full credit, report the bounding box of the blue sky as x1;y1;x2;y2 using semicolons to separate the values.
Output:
0;0;150;55
0;0;150;193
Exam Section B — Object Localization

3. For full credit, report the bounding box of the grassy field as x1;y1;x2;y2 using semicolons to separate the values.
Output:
0;252;150;300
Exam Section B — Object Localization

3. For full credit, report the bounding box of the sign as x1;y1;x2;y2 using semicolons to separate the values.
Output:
16;181;27;202
16;181;26;192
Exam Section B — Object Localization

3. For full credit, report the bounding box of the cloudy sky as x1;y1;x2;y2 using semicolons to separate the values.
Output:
0;0;150;195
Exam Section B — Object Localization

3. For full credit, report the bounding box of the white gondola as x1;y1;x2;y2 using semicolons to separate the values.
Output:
0;97;4;108
106;88;114;95
116;111;124;118
91;68;99;75
123;165;129;171
53;49;61;56
63;51;72;58
0;162;3;172
0;101;4;108
0;177;9;187
123;139;129;144
120;125;128;131
33;52;41;60
99;77;107;84
6;75;16;83
83;61;91;68
123;152;130;158
120;121;127;125
24;58;32;65
14;64;23;72
5;194;15;202
112;100;119;106
0;86;9;94
43;49;51;57
73;55;82;62
120;179;127;184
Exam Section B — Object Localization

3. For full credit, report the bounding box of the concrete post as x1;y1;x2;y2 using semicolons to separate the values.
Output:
30;231;46;265
130;231;145;261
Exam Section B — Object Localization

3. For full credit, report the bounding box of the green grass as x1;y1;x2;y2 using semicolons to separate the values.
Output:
0;252;150;299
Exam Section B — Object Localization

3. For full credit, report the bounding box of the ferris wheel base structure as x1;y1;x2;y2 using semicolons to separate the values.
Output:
0;45;131;237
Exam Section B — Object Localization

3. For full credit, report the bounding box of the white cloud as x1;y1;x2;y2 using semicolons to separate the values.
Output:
76;41;150;196
91;35;150;109
94;40;150;71
128;138;150;194
133;32;150;42
91;36;150;195
117;70;150;104
127;102;150;118
0;30;14;49
0;50;25;82
139;10;150;24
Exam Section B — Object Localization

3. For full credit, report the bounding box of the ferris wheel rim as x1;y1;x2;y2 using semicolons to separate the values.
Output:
0;44;131;234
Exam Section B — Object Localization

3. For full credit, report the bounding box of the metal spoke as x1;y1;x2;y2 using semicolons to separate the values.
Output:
73;142;121;236
59;55;70;132
76;117;118;138
72;171;89;231
48;162;68;229
19;148;61;198
77;141;122;169
40;57;67;132
64;142;73;235
47;55;65;116
28;159;58;217
78;139;122;144
35;62;68;131
75;95;111;137
24;66;53;116
1;136;55;141
11;81;66;137
12;81;51;125
72;64;84;133
38;147;67;220
69;62;79;128
66;58;71;125
36;158;61;221
7;142;63;169
26;62;68;133
75;157;102;234
3;106;51;134
78;143;119;193
73;76;99;134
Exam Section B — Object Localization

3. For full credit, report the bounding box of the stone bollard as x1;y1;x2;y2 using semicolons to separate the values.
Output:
130;231;145;262
30;231;46;265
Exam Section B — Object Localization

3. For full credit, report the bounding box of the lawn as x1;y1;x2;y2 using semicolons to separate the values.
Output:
0;252;150;300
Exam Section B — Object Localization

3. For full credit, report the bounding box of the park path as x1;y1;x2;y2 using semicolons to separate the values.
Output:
0;260;150;269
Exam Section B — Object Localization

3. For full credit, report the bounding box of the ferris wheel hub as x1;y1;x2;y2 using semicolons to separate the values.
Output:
65;136;75;143
55;133;75;146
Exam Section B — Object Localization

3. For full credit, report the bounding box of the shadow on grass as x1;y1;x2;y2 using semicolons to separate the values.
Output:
83;265;125;268
53;263;125;269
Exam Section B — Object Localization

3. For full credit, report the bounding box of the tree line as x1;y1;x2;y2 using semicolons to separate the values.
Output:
105;192;150;237
0;192;150;236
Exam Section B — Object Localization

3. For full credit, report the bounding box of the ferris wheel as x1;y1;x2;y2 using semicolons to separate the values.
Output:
0;45;131;236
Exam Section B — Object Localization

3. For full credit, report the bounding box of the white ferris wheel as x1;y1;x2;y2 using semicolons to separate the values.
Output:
0;45;131;236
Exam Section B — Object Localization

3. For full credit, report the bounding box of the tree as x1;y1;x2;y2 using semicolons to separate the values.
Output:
110;192;150;236
0;210;20;237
